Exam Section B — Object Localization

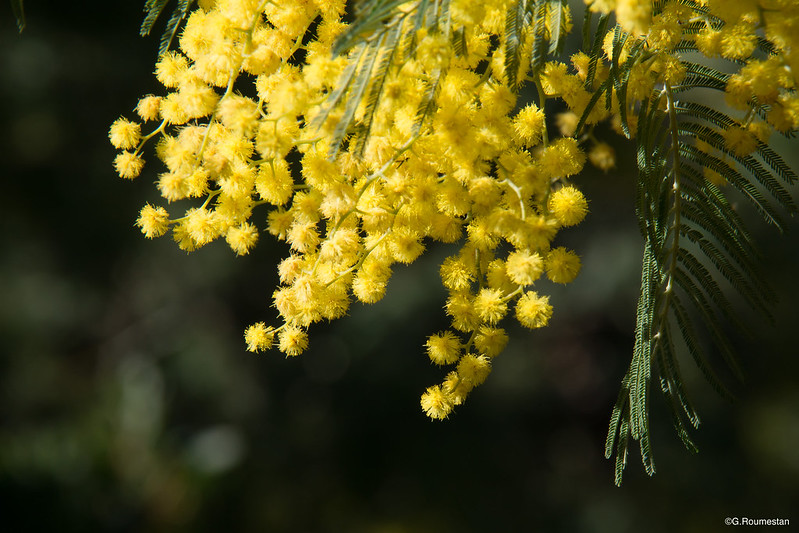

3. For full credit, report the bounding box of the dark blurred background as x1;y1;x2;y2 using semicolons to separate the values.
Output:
1;3;798;532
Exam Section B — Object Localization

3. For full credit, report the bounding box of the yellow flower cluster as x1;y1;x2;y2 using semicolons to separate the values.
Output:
713;1;799;135
698;0;799;163
583;0;798;174
110;0;799;419
110;0;597;420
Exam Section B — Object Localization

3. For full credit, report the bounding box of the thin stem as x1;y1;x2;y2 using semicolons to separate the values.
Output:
135;120;167;156
651;82;682;351
500;177;527;220
534;77;549;147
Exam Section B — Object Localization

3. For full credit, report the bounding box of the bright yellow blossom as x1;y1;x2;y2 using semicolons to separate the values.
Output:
515;292;553;329
548;186;588;226
109;118;141;150
420;385;454;420
244;322;274;352
136;204;170;238
426;331;462;365
546;247;582;284
114;151;144;179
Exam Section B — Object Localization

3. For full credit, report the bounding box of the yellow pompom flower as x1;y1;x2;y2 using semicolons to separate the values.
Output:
136;204;170;238
277;255;305;285
421;385;455;420
155;51;189;87
457;354;492;387
548;185;588;226
546;247;581;284
486;259;516;294
695;29;722;57
505;250;544;285
722;126;757;157
654;53;686;85
466;218;499;251
556;111;580;137
319;234;358;271
570;51;591;80
114;151;144;179
441;371;470;405
588;142;616;172
244;322;274;352
185;167;210;197
217;94;260;137
474;288;508;325
724;74;752;111
719;23;757;61
184;207;223;246
515;291;553;329
585;0;616;15
225;222;259;256
177;80;219;119
474;326;508;358
416;30;452;72
740;59;783;104
136;95;162;121
647;15;682;51
352;257;391;303
540;138;585;178
255;161;294;205
390;228;425;264
287;221;320;253
440;256;475;291
445;290;479;332
277;325;309;357
352;273;388;304
512;104;546;147
109;118;141;150
540;61;570;96
159;93;190;125
767;103;794;133
615;0;651;36
426;331;462;365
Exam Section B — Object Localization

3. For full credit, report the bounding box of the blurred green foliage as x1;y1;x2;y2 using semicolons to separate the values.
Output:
1;3;797;532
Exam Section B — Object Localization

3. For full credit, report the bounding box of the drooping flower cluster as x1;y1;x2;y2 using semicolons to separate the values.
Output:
110;0;799;419
110;0;597;420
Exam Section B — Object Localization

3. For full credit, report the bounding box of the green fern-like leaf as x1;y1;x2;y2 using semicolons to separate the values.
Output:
351;22;404;157
503;0;570;91
141;0;196;56
578;3;797;485
547;0;569;56
311;0;796;488
333;0;410;55
314;0;452;158
141;0;171;36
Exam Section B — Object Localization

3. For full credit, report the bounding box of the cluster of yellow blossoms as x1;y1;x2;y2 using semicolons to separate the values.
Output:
584;0;799;183
109;0;796;419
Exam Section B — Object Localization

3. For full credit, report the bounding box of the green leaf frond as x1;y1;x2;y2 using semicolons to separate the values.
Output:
676;62;730;92
332;0;410;55
313;0;452;158
504;0;571;91
676;103;798;185
578;2;797;485
141;0;196;56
